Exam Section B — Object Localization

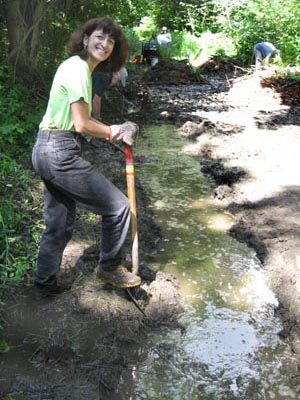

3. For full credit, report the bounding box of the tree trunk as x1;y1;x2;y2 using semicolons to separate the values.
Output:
5;0;47;76
6;0;21;61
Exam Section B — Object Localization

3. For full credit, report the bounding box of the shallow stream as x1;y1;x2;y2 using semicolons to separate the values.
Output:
133;125;299;399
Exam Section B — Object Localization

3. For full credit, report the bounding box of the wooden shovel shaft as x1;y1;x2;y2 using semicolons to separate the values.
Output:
125;145;139;275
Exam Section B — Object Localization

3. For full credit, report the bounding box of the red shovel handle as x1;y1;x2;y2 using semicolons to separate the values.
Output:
125;144;134;165
125;144;139;275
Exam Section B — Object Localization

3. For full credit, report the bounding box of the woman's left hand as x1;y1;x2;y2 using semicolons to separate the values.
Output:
119;121;139;146
109;121;139;146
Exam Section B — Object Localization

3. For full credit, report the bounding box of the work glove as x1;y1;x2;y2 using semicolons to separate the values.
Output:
109;121;139;146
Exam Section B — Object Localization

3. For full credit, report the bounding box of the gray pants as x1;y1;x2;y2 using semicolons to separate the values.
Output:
32;130;130;285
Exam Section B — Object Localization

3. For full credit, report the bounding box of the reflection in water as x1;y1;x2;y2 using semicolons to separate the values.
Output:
205;212;235;232
134;125;299;399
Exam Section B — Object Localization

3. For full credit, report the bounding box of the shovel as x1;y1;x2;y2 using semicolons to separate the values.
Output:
125;144;139;275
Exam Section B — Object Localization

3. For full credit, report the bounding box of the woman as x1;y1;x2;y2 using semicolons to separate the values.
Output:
32;18;141;294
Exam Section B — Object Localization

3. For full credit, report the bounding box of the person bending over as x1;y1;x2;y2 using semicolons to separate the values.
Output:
253;42;280;68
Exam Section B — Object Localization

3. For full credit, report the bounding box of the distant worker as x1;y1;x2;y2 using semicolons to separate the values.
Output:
92;67;128;120
142;34;160;65
253;42;280;68
156;26;172;56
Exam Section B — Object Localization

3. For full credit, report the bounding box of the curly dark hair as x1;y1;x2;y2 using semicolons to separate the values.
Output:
67;17;129;73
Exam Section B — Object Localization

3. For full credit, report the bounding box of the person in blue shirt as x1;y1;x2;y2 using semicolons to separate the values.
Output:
253;42;280;68
92;67;128;120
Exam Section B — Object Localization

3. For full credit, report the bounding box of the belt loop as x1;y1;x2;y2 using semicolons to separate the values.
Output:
47;130;51;140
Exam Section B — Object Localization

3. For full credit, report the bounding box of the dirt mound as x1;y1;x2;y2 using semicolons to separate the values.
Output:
142;59;200;85
261;76;300;105
197;56;240;74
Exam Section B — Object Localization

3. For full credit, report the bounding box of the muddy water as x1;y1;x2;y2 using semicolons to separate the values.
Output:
134;125;299;399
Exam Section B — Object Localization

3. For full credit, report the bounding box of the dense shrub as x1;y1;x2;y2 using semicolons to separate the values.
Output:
0;65;44;286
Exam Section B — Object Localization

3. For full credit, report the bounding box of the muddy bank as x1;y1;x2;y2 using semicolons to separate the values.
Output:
138;60;300;358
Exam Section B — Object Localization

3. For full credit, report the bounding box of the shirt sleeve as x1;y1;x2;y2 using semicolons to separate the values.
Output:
64;59;91;106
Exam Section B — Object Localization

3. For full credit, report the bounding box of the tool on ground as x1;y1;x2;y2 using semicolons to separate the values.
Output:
126;287;145;315
125;144;139;275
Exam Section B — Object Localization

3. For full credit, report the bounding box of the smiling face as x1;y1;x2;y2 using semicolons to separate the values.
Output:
84;29;115;71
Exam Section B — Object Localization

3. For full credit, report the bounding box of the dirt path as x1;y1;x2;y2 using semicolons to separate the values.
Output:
140;62;300;357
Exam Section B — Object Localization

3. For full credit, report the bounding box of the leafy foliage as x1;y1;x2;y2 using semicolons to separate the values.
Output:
0;338;10;353
0;154;41;285
172;30;236;65
212;0;300;64
0;65;44;156
0;64;43;286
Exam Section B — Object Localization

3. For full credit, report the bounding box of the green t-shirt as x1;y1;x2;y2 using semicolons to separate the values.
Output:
39;55;92;131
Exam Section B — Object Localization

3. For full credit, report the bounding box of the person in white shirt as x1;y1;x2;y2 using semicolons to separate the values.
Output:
156;26;172;55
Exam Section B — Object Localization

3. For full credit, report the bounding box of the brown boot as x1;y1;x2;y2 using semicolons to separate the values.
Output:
96;265;141;288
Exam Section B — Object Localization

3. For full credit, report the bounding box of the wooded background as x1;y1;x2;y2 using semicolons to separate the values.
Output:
2;0;300;82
